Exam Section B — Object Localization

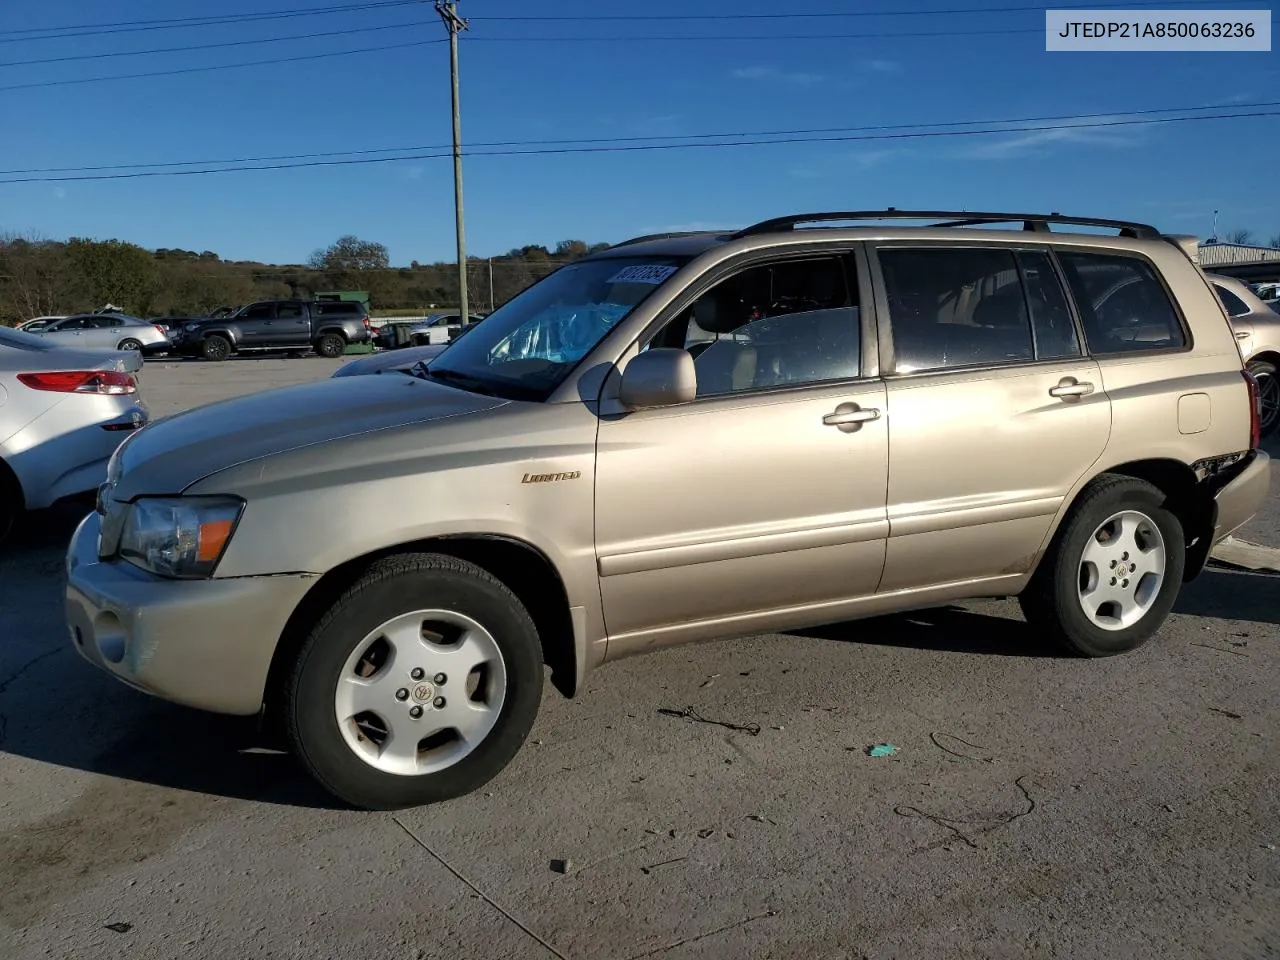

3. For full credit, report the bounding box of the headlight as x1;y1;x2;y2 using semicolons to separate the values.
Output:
119;496;244;579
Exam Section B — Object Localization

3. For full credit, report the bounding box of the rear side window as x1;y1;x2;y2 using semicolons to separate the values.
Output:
315;301;363;316
1017;250;1081;360
880;248;1035;373
1213;283;1250;318
1056;251;1186;354
278;303;304;319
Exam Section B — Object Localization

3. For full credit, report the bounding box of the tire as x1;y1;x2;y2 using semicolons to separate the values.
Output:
201;334;231;361
117;338;143;353
1248;359;1279;438
316;333;346;359
0;459;20;546
1019;475;1185;657
285;553;544;810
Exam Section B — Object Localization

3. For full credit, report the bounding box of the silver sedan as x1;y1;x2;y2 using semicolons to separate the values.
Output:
32;313;171;355
0;327;149;541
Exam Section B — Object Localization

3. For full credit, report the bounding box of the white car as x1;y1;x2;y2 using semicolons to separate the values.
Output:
407;313;485;346
0;327;149;541
17;316;66;332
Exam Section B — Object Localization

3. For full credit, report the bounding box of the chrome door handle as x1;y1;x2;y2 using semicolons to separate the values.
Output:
823;402;881;433
1048;377;1094;401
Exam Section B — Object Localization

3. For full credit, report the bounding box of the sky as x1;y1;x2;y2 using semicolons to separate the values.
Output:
0;0;1277;265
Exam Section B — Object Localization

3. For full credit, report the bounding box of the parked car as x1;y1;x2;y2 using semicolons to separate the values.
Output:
1207;273;1280;436
173;299;372;360
31;313;171;356
66;209;1269;810
406;313;487;347
332;342;449;378
17;316;66;333
0;327;148;542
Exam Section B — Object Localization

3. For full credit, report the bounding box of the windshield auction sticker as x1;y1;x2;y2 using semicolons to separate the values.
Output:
607;264;679;285
1046;9;1271;49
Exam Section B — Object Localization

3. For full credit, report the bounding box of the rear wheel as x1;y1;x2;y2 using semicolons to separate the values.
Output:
285;553;543;810
1020;475;1185;657
1248;359;1279;437
117;338;143;353
201;334;231;361
316;333;346;359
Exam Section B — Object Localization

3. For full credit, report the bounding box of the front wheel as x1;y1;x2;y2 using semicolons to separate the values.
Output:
1020;475;1185;657
285;553;544;810
201;334;231;361
315;333;346;358
1248;359;1279;437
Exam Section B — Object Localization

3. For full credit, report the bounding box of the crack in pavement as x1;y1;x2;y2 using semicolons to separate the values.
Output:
393;816;568;960
894;774;1038;850
0;647;63;749
619;910;779;960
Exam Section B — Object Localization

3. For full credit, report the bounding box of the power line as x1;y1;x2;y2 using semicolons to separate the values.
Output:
2;108;1274;185
0;1;419;44
0;37;446;92
5;99;1276;176
0;0;1238;42
470;0;1245;19
0;17;438;67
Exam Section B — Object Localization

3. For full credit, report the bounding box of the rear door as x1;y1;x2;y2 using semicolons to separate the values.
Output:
81;315;124;350
275;301;311;346
871;244;1111;592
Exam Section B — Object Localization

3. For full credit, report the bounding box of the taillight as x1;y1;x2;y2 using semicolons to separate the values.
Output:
18;370;137;395
154;324;167;336
1243;369;1262;449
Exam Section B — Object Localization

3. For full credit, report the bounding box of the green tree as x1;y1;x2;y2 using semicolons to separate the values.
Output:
308;235;390;272
65;238;160;314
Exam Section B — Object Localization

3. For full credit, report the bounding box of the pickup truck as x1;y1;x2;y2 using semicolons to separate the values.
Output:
173;299;371;360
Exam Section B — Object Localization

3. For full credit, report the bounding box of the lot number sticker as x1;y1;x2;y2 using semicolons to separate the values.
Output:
607;264;678;285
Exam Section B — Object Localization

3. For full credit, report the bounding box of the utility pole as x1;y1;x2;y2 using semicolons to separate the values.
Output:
435;0;469;324
488;257;494;313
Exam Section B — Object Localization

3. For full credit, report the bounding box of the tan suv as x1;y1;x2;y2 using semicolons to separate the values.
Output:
65;210;1271;809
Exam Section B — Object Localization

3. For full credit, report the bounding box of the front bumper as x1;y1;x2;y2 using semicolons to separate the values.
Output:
1211;449;1272;542
65;512;318;716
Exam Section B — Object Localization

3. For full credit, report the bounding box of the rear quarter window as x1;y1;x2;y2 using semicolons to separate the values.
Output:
1056;251;1187;355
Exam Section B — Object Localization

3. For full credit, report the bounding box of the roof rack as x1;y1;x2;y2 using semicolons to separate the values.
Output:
731;209;1162;240
609;229;732;249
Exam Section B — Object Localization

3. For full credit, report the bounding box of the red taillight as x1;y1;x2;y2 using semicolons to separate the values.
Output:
154;324;167;336
1244;369;1262;449
18;370;137;395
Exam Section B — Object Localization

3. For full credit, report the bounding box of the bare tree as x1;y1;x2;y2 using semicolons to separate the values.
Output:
1226;228;1253;245
0;231;81;323
1269;234;1280;249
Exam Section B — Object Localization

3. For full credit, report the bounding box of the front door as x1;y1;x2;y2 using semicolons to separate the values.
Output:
872;244;1111;592
594;252;889;651
236;302;277;346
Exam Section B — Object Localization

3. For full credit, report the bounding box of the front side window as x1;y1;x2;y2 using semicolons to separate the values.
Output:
241;303;275;320
51;317;86;331
425;256;687;400
645;255;861;397
880;247;1035;373
1057;251;1186;354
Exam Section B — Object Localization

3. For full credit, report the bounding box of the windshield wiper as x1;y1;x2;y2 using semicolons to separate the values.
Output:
420;366;500;396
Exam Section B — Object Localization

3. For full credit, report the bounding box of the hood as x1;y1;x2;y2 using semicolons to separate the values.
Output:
331;343;448;378
110;372;507;499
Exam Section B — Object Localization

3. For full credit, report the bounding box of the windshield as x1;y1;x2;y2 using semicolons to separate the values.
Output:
425;255;687;400
0;327;58;351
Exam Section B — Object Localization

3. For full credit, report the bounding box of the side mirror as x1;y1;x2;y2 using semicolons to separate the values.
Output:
618;348;696;409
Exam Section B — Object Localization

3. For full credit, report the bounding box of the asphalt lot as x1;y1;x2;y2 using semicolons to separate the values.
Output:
2;355;1279;960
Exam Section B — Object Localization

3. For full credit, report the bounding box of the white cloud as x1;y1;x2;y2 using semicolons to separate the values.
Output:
404;166;424;180
53;187;67;199
731;65;823;85
957;120;1139;160
861;59;901;73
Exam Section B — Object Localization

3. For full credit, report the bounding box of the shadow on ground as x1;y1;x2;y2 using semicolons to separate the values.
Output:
1175;566;1280;626
788;604;1058;658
